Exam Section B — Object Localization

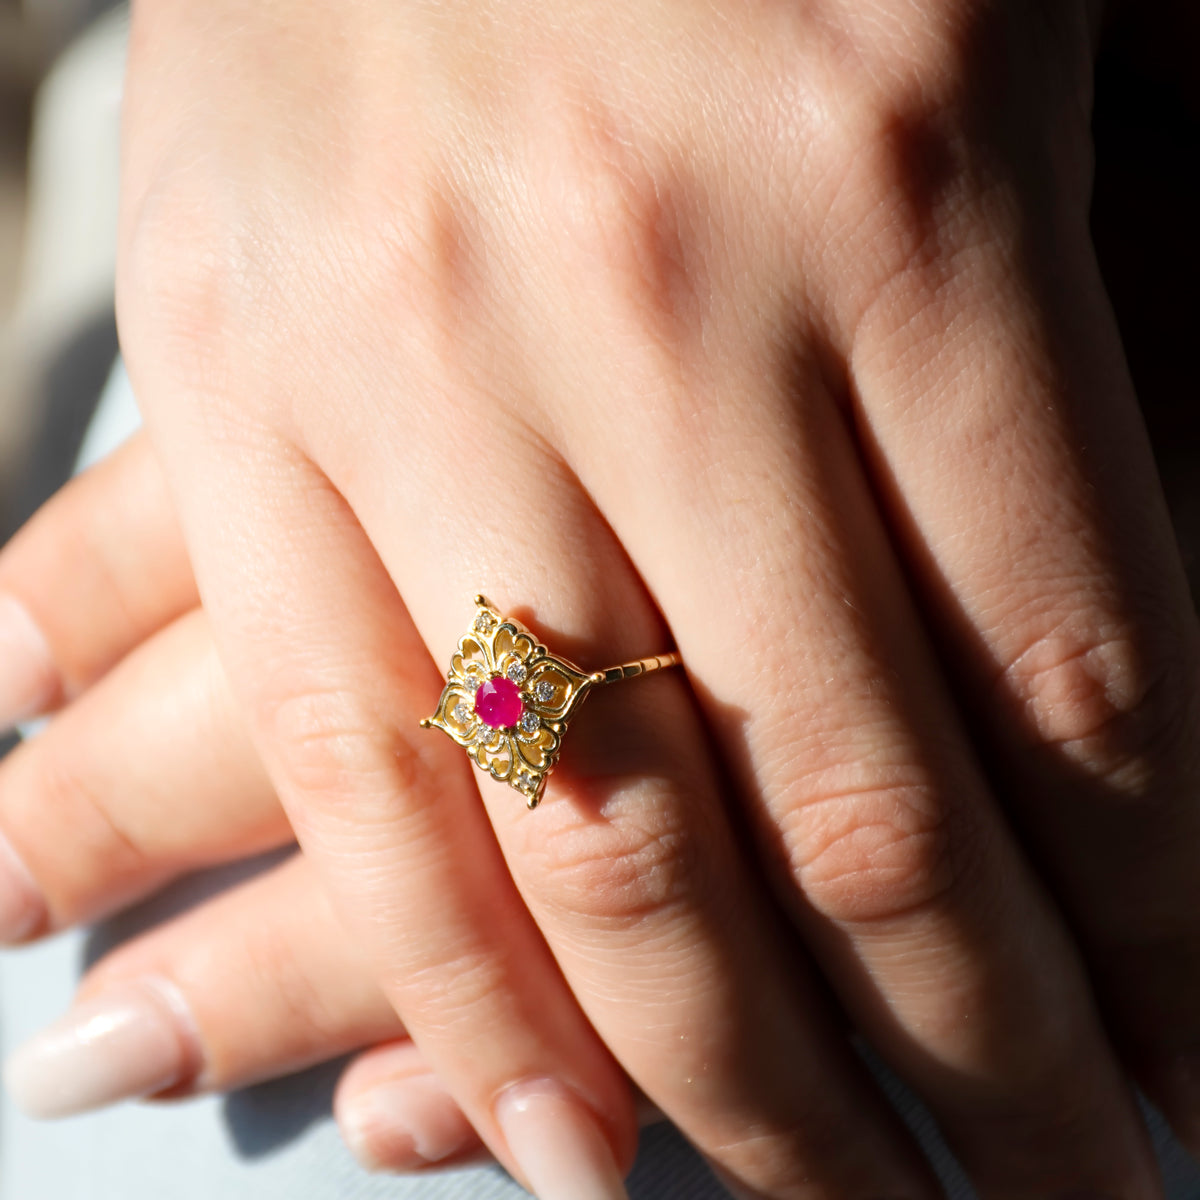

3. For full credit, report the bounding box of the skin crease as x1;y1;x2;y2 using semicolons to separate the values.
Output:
5;0;1200;1196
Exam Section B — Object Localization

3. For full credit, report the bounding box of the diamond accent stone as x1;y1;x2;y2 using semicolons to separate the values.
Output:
519;711;540;735
506;663;528;684
534;680;555;703
473;611;496;634
463;675;481;694
452;701;471;724
473;726;491;745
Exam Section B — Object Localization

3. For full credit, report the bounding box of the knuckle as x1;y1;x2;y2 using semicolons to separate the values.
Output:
996;623;1200;800
238;918;346;1045
805;52;1007;343
338;176;503;432
781;774;976;926
396;948;521;1041
28;744;149;898
118;174;236;376
40;526;143;689
118;171;303;437
532;101;696;336
708;1127;837;1198
265;687;423;807
819;88;978;296
522;797;709;930
709;1122;928;1200
368;175;486;350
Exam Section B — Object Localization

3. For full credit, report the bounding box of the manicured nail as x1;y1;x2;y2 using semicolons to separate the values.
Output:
4;978;200;1118
0;593;57;732
495;1079;628;1200
341;1072;479;1171
0;828;45;942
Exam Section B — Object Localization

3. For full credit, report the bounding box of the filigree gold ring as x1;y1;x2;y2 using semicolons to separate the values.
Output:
420;595;682;808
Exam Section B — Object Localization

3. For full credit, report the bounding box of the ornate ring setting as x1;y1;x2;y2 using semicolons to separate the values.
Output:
421;595;682;808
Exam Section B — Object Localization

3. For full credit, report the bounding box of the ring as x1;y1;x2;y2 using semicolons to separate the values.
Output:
421;594;682;808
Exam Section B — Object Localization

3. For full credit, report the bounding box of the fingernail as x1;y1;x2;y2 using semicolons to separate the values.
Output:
495;1078;628;1200
0;828;45;942
0;594;57;732
4;977;200;1118
341;1072;479;1171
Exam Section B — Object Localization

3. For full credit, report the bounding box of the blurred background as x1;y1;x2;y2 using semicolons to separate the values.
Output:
0;0;122;545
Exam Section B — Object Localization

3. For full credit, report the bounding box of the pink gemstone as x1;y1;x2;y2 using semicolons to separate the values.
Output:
474;676;524;729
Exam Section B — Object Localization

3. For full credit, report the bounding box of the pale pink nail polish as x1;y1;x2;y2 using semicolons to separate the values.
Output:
0;828;44;943
495;1079;629;1200
0;594;58;732
341;1072;478;1171
3;978;201;1118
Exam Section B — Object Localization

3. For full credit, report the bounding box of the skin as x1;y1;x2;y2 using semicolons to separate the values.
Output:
2;0;1199;1195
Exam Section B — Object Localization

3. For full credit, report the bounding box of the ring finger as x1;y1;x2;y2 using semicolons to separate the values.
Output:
309;403;941;1197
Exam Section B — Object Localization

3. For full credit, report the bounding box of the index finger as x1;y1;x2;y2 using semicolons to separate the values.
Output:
0;432;196;728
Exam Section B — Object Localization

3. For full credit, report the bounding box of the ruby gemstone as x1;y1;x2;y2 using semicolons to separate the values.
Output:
474;676;524;729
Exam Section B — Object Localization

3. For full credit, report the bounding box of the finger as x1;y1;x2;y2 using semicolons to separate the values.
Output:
152;410;941;1198
549;266;1160;1188
0;607;288;942
335;1042;491;1173
3;852;402;1118
312;416;943;1196
335;1042;668;1175
0;431;197;729
139;436;657;1200
835;134;1200;1146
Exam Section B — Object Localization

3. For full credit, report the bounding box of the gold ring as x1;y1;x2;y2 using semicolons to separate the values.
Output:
421;594;682;807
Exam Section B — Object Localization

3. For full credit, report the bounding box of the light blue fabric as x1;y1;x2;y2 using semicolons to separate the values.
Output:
2;361;1199;1198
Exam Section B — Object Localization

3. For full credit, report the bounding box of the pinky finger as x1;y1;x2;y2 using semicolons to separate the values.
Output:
4;852;400;1118
336;1044;668;1176
335;1042;489;1173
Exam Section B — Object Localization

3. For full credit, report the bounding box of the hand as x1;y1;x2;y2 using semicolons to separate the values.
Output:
0;435;647;1174
47;0;1200;1195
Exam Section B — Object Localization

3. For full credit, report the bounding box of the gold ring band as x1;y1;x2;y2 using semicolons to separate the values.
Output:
421;594;682;807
